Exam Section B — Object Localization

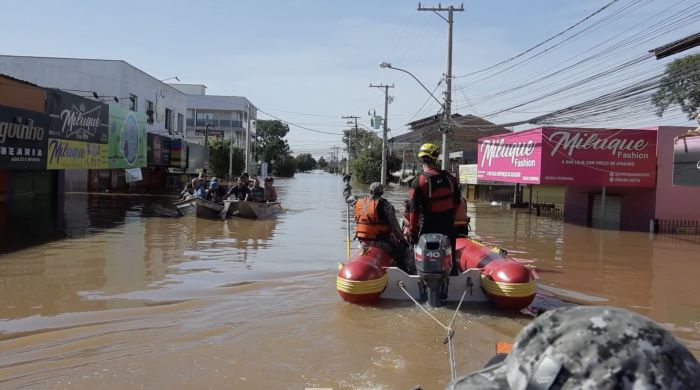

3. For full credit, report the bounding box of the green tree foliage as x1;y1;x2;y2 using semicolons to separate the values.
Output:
343;128;382;158
351;149;402;184
317;156;328;169
343;127;402;183
652;54;700;119
273;157;296;177
207;138;245;178
294;153;317;172
256;120;293;163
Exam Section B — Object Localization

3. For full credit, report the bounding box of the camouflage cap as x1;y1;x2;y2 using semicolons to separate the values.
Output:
369;182;384;197
447;306;700;390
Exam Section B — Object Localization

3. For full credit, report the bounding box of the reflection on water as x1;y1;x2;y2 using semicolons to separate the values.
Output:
0;171;699;389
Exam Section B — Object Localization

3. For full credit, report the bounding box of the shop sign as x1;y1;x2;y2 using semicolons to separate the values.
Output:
459;164;477;184
0;105;48;170
108;105;147;168
147;133;171;166
477;129;542;184
46;90;109;169
673;135;700;187
540;128;656;187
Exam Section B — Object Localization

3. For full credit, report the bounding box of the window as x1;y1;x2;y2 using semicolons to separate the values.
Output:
129;94;137;111
146;100;154;124
177;113;184;134
165;108;172;130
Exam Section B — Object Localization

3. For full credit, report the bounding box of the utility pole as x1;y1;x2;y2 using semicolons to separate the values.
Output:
369;83;394;185
245;104;251;174
342;115;359;175
331;146;340;174
418;2;464;171
204;122;211;173
228;116;234;181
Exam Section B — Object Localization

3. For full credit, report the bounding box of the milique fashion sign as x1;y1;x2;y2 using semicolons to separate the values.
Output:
47;90;109;169
0;105;48;170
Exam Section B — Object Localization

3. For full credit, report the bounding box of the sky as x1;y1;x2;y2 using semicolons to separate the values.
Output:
2;0;699;160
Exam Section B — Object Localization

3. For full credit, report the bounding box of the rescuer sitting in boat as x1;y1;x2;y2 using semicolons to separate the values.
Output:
405;143;461;259
344;180;409;271
447;305;700;389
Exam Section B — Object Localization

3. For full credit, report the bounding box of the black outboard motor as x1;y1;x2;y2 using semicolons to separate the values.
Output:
414;234;453;307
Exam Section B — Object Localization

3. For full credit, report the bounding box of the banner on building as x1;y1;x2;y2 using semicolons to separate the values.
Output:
459;164;477;185
46;90;109;169
147;133;171;166
0;105;49;170
124;167;143;183
478;127;657;188
170;139;186;168
108;105;147;168
673;135;700;187
187;142;207;170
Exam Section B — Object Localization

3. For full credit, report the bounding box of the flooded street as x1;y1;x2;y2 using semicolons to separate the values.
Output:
1;171;700;389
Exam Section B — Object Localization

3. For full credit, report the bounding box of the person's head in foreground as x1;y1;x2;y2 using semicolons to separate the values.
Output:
447;305;700;390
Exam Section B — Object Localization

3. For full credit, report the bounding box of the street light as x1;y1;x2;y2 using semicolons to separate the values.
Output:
379;62;444;110
380;61;450;170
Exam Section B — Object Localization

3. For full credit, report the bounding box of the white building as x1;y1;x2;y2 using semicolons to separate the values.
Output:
0;55;187;137
169;83;257;174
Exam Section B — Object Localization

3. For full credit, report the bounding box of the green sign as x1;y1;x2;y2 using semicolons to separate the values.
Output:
108;105;147;168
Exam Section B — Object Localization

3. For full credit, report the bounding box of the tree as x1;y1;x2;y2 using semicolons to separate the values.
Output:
351;148;402;184
208;138;245;178
652;54;700;119
318;156;328;169
256;120;293;164
273;157;296;177
342;127;402;183
294;153;317;172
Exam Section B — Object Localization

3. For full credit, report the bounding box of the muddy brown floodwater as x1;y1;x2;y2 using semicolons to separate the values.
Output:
1;171;699;389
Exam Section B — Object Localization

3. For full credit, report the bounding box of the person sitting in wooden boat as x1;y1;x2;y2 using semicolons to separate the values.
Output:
264;177;278;202
180;180;195;200
241;173;251;188
193;178;207;199
249;179;266;203
206;177;225;203
344;181;409;271
225;176;250;201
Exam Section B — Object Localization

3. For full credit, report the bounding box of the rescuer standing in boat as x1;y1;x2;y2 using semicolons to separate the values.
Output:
344;179;409;271
405;143;461;258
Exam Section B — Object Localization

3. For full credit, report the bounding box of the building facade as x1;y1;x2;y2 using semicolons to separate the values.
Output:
169;84;257;175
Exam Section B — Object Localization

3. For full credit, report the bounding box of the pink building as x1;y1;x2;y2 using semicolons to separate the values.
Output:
477;126;700;232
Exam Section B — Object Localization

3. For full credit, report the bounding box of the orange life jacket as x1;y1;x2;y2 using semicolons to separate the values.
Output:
354;197;391;240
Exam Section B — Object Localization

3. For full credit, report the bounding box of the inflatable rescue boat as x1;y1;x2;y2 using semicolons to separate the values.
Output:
336;235;536;309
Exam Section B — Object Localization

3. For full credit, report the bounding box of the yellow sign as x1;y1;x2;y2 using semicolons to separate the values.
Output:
459;164;477;184
47;138;108;169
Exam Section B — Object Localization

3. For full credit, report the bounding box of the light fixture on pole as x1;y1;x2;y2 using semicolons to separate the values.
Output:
380;61;449;170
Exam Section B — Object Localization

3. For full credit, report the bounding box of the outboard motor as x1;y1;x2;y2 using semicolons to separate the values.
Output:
414;234;453;307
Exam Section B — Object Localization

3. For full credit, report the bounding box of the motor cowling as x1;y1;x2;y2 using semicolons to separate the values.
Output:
414;234;452;275
414;234;452;307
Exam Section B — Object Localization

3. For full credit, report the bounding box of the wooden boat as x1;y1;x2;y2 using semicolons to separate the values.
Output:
237;201;282;219
174;197;225;220
222;199;239;219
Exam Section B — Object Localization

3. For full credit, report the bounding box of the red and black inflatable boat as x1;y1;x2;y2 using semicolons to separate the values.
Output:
336;236;536;310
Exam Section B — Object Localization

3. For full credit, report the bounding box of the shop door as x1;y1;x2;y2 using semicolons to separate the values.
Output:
592;194;621;230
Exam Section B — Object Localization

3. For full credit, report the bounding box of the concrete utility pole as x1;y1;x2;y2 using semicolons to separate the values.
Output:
245;104;251;174
342;115;360;174
369;84;394;185
331;146;340;174
418;2;464;171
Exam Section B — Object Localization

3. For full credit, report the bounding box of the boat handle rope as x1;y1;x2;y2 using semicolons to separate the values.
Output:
397;281;469;382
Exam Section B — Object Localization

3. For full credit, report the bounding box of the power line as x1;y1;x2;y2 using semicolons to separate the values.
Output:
256;107;344;136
